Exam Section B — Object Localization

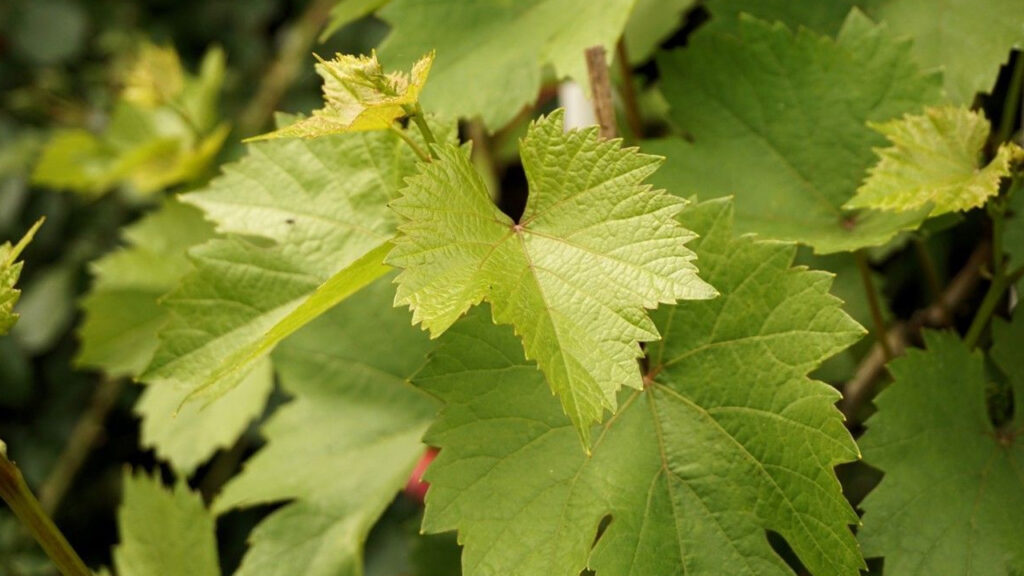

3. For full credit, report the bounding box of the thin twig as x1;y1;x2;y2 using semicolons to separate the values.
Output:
0;445;91;576
237;0;336;137
841;242;990;422
388;124;430;163
405;104;439;159
855;250;893;360
39;377;125;515
467;119;499;199
615;39;644;140
585;46;617;139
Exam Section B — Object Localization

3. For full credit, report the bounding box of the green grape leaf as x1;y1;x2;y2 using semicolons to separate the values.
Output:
378;0;636;129
77;198;215;377
845;106;1019;216
622;0;696;64
388;109;716;445
214;276;436;576
138;357;273;477
31;46;227;198
249;51;434;141
1005;186;1024;274
141;124;432;408
0;219;43;336
77;199;269;476
648;10;941;253
866;0;1024;104
320;0;393;42
992;315;1024;419
113;473;220;576
705;0;861;35
858;330;1024;575
416;198;865;576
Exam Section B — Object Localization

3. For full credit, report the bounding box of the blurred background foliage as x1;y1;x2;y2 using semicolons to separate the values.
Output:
0;1;398;572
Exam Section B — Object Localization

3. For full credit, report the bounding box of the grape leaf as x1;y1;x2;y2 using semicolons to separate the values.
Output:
387;109;716;445
77;198;215;376
76;199;271;476
138;357;273;477
705;0;861;35
1006;186;1024;274
113;473;220;576
140;123;435;404
31;47;228;198
416;198;865;576
845;106;1019;216
378;0;637;129
647;10;941;253
214;276;436;576
865;0;1024;104
0;219;43;336
858;330;1024;575
121;44;186;108
320;0;392;42
248;51;434;141
622;0;696;64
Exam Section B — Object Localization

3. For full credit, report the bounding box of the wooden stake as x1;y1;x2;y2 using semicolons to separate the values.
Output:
585;46;617;139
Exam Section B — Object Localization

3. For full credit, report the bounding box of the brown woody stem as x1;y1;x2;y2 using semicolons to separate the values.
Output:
585;46;617;139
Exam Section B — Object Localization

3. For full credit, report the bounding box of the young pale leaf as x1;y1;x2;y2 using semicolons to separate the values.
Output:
113;473;220;576
845;107;1019;216
378;0;636;129
0;218;43;335
214;276;436;576
249;51;434;141
32;46;228;197
858;330;1024;574
866;0;1024;104
416;198;865;576
121;44;186;108
648;10;941;253
141;123;435;405
388;109;716;446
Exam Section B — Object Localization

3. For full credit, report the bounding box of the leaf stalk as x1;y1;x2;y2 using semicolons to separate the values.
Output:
855;250;893;360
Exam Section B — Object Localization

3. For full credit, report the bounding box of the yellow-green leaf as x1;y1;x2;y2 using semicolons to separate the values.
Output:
0;219;43;335
845;106;1020;216
249;51;434;141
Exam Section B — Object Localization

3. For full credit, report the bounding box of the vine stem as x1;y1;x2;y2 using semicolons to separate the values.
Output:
0;444;91;576
404;104;439;160
389;125;430;162
39;377;124;515
963;273;1010;350
855;250;893;360
237;0;335;137
841;241;991;423
614;39;644;140
963;195;1019;350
